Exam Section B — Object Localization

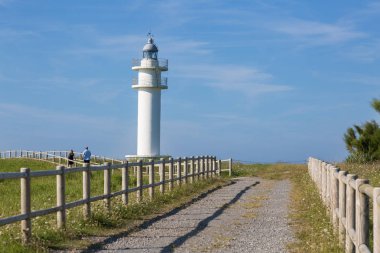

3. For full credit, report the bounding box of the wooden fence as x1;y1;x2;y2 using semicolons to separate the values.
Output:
0;150;123;166
0;155;221;244
220;158;233;176
308;157;380;253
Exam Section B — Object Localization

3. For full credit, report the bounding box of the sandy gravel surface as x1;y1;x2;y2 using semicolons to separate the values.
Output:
79;177;294;253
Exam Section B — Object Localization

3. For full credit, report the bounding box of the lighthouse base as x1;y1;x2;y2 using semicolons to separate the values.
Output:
125;154;171;162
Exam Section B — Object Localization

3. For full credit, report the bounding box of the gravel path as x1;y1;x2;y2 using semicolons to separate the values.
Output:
83;177;294;253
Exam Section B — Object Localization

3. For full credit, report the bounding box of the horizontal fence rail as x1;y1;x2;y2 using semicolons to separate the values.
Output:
0;155;222;244
0;150;124;167
308;157;380;253
220;158;233;176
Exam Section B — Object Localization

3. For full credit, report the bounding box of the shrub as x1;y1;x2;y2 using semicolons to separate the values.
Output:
344;99;380;162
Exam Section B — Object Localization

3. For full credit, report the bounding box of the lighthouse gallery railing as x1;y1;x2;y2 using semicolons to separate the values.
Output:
131;58;168;69
132;77;168;87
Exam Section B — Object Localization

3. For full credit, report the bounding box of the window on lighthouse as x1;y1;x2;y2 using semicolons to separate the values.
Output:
143;51;157;59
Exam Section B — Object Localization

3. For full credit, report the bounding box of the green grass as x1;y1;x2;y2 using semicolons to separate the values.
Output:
337;161;380;187
0;159;146;217
0;158;226;252
226;162;343;253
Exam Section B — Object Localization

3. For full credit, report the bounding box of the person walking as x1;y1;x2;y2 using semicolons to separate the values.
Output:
68;149;75;167
83;147;91;164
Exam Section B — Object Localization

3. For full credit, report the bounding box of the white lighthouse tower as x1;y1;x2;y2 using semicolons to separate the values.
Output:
130;34;168;158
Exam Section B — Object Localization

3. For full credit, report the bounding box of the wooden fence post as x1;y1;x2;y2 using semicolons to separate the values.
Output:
211;156;215;176
82;163;91;219
328;164;334;221
204;156;209;178
20;168;31;244
356;179;370;252
197;156;200;180
212;156;218;176
217;159;221;176
104;162;111;211
208;156;211;177
137;160;143;203
326;164;331;214
338;170;347;245
177;157;182;186
204;156;207;178
212;156;216;177
149;159;154;201
345;174;357;253
202;156;207;179
332;167;340;230
322;162;327;204
184;157;188;184
159;158;165;194
56;165;66;229
314;159;318;187
229;158;232;176
169;158;174;191
208;156;212;177
122;161;129;205
190;156;195;183
374;187;380;253
200;156;204;179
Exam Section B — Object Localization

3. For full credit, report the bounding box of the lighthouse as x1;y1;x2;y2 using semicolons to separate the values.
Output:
130;34;168;158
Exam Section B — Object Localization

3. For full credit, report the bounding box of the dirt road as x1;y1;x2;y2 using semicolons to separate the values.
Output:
80;177;294;253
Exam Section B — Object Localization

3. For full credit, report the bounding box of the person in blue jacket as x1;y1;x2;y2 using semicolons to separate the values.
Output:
83;147;91;164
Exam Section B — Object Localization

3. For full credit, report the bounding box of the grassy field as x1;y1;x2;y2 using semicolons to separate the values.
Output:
0;158;227;252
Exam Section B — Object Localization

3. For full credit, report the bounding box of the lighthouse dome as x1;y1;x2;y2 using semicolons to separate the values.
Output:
142;35;158;59
143;37;158;52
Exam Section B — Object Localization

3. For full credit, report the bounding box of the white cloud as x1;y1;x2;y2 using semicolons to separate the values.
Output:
353;1;380;17
0;0;13;6
340;73;380;86
99;34;142;47
0;28;36;40
0;102;133;157
174;64;292;97
271;18;366;46
160;39;211;56
0;75;127;104
0;103;117;128
67;33;210;59
344;39;380;62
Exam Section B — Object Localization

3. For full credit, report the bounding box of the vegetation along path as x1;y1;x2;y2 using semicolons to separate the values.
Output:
80;177;294;252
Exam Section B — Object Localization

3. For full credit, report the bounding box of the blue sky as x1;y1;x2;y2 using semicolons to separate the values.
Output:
1;0;380;163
